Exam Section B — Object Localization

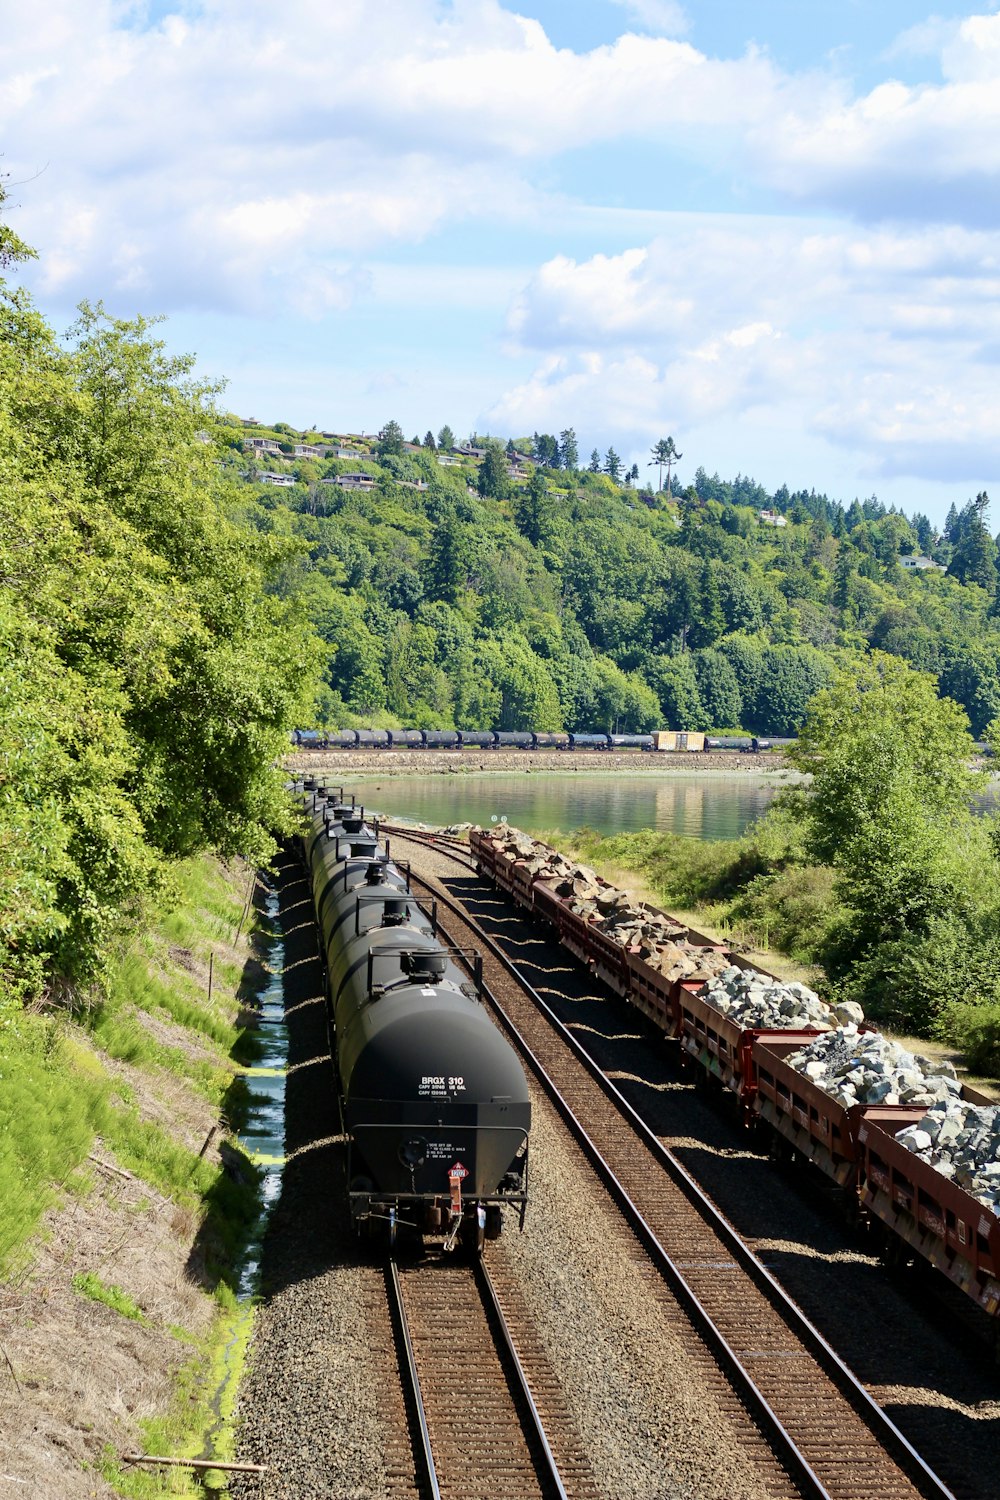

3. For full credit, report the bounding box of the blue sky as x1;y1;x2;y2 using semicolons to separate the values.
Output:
4;1;1000;524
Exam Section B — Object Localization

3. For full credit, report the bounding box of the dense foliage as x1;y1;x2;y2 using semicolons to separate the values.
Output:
0;233;322;1011
227;419;1000;743
570;653;1000;1065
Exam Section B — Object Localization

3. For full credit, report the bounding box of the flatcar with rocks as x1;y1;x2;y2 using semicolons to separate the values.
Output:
300;783;530;1252
471;822;1000;1323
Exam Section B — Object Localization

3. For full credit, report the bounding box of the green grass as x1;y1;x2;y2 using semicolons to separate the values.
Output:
0;1018;110;1274
72;1271;148;1323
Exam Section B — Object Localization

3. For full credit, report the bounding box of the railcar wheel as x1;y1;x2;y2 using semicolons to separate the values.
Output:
461;1207;486;1257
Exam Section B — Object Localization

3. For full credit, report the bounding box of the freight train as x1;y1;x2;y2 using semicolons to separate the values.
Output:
292;728;790;753
298;782;530;1253
471;826;1000;1323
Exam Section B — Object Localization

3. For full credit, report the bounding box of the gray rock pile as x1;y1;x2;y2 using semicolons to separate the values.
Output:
697;966;843;1031
785;1026;961;1110
482;825;733;983
896;1101;1000;1215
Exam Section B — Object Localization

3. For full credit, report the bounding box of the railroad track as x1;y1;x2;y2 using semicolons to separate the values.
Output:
388;1251;596;1500
387;827;957;1500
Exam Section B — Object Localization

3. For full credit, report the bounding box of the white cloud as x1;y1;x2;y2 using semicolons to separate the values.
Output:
490;220;1000;481
608;0;690;38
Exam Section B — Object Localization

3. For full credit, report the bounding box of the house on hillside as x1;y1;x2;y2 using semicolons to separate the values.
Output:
437;454;463;466
256;471;295;487
293;443;321;458
900;555;945;571
758;508;788;527
321;473;377;491
244;436;282;454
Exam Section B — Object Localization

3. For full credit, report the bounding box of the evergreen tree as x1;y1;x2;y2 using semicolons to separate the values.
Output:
377;419;405;458
424;430;436;449
423;508;464;606
649;436;682;495
437;423;455;451
949;494;997;588
605;447;622;482
513;469;553;548
476;440;511;501
688;562;725;649
559;428;578;470
588;449;601;473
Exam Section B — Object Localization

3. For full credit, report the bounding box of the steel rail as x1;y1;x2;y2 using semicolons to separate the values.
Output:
387;1257;442;1500
389;1252;570;1500
474;1256;572;1500
402;858;958;1500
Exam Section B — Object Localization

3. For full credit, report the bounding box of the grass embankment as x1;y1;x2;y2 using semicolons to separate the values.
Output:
0;856;267;1497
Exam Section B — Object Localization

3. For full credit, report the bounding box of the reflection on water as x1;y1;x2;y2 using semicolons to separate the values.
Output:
347;771;793;840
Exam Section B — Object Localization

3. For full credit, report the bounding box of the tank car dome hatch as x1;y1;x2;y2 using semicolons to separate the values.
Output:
400;950;448;982
381;897;408;926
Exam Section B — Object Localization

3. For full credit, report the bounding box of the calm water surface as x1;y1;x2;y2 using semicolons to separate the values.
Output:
343;771;796;841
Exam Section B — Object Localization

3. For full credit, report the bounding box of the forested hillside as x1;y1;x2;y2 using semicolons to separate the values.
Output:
225;421;1000;739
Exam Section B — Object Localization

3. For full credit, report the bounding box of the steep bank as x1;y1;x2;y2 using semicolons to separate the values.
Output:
0;857;268;1498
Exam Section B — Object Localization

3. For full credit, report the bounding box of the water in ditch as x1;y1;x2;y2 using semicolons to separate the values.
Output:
202;874;288;1469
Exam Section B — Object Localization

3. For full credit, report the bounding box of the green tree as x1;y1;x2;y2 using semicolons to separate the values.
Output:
649;436;682;495
423;508;465;605
645;653;706;729
476;440;511;501
513;469;555;549
559;428;578;471
604;447;622;482
694;650;743;728
437;424;455;451
588;449;601;473
789;653;991;1026
423;429;436;450
377;419;405;459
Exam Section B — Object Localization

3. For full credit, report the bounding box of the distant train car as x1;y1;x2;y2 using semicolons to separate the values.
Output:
457;730;497;747
608;734;654;751
292;728;329;748
652;731;705;753
422;730;460;748
568;732;611;750
355;729;389;748
705;736;753;752
387;728;424;748
531;732;570;750
494;731;534;748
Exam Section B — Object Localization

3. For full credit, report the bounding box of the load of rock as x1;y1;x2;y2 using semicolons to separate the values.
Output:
895;1101;1000;1215
481;825;733;983
696;966;847;1032
784;1026;962;1110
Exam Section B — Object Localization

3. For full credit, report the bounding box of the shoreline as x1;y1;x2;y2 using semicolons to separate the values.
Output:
286;747;795;779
